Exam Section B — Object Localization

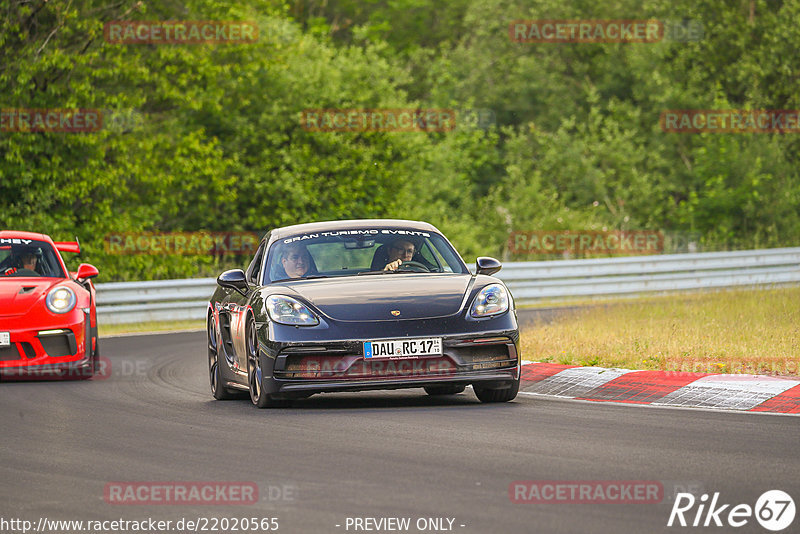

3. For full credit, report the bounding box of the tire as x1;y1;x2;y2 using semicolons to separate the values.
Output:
473;377;520;403
246;316;288;408
424;384;466;396
208;315;236;400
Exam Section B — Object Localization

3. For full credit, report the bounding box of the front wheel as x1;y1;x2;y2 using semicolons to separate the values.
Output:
246;317;288;408
473;378;519;403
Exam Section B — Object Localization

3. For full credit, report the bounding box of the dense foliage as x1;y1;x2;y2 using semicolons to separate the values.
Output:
2;0;798;280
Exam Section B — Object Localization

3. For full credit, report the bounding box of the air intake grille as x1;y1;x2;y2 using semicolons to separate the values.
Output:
0;344;20;361
38;331;77;358
19;342;37;359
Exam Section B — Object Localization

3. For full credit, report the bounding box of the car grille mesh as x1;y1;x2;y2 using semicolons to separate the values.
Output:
38;335;74;358
281;354;457;379
453;345;510;363
0;344;21;361
276;338;517;379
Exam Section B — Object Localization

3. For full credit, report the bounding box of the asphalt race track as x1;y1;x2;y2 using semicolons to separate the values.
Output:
1;330;798;534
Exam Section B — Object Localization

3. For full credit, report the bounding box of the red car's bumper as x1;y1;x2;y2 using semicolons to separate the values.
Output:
0;308;95;378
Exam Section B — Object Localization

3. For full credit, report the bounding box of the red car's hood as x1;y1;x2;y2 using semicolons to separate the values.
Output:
0;278;64;317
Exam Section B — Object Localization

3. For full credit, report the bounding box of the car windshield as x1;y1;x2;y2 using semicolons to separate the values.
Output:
264;228;468;283
0;239;65;278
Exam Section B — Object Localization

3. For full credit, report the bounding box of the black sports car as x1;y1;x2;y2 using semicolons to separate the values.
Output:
207;219;520;407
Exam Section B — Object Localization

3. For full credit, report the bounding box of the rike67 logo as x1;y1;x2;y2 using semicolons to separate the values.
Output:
668;490;795;531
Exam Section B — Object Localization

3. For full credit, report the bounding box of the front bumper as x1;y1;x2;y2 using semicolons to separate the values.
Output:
0;309;94;378
265;329;520;396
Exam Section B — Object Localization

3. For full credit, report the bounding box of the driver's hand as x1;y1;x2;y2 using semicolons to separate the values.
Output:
383;259;402;271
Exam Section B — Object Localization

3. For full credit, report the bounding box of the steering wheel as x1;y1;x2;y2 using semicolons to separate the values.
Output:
397;260;430;273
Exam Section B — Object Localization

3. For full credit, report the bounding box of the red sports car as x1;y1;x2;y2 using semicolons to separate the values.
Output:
0;231;99;379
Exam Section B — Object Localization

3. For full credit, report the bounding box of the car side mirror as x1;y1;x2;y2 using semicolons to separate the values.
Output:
217;269;249;295
76;263;99;281
476;256;502;276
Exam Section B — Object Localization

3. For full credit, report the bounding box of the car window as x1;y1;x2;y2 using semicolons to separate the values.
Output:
0;239;65;278
264;228;469;282
421;241;452;273
246;241;265;284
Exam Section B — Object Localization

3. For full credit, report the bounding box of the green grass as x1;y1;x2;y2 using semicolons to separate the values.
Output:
520;286;800;376
99;320;204;337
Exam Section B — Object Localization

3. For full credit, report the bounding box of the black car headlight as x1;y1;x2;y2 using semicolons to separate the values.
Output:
469;283;509;318
266;295;319;326
46;286;77;314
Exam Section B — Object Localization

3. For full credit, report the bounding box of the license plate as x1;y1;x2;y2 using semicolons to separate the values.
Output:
0;332;9;347
363;337;442;359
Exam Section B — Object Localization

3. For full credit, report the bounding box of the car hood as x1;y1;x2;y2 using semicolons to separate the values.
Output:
0;278;63;317
277;273;474;321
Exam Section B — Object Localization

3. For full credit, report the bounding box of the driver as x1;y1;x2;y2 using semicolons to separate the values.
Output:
20;252;38;272
2;251;39;276
383;239;416;271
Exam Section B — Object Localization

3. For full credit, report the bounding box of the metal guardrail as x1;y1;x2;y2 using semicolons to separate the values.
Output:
96;278;218;324
95;247;800;324
497;247;800;300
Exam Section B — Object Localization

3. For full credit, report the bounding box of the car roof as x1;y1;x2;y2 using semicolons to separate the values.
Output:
0;230;53;242
267;219;441;242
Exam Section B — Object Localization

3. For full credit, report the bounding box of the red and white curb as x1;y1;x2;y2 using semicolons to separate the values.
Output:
519;362;800;414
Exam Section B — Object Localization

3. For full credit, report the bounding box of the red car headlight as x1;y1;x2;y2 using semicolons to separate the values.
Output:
46;286;77;314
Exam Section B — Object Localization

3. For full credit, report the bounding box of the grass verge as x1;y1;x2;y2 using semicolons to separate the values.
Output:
99;320;204;337
520;286;799;376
